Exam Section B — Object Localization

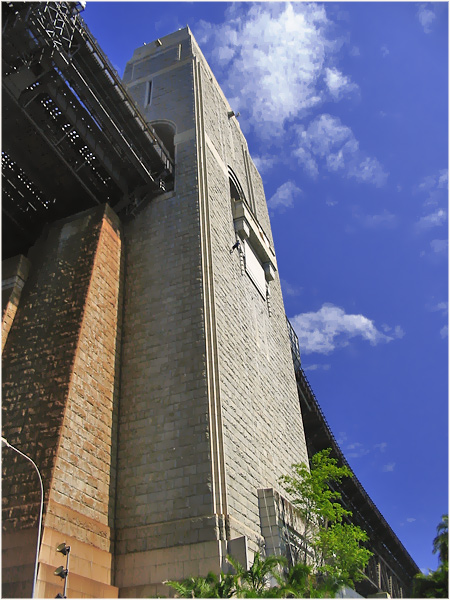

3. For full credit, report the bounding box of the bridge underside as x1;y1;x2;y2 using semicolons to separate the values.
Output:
2;1;174;259
286;319;419;597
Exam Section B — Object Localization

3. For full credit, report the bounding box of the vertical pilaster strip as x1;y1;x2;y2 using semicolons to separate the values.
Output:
193;57;228;523
242;146;256;216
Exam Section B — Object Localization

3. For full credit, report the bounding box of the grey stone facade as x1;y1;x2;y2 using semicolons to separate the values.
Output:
114;28;309;596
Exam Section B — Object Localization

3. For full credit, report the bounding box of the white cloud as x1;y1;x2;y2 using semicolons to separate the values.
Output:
381;45;390;57
430;301;448;315
337;432;348;446
382;462;396;472
280;278;303;297
417;169;448;205
407;517;416;523
294;114;388;186
324;67;359;100
416;209;447;230
196;4;387;190
294;147;319;178
290;303;403;355
195;3;356;135
346;442;370;459
303;363;331;372
268;181;302;211
417;4;436;33
427;303;448;339
357;209;397;229
349;46;360;57
380;324;405;339
430;239;448;254
394;325;406;339
252;154;278;174
374;442;388;453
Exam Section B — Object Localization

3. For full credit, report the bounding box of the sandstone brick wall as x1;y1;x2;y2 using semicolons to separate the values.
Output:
2;204;122;598
2;254;31;352
191;41;309;552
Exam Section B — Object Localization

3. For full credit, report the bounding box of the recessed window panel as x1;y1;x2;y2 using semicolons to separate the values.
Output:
244;239;266;298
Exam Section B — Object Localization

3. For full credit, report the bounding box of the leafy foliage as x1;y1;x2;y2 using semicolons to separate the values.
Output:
165;553;286;598
165;569;236;598
433;513;448;565
280;448;372;592
279;448;353;565
413;514;448;598
166;449;373;598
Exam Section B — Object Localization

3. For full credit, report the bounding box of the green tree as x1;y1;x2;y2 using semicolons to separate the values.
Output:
279;448;352;565
317;523;372;590
433;514;448;564
280;448;372;593
413;514;448;598
166;449;373;598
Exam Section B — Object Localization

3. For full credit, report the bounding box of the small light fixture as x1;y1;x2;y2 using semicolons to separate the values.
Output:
56;543;71;556
228;111;240;119
54;566;68;579
155;39;162;47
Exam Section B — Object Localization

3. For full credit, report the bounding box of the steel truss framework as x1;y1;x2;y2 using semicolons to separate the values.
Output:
2;1;175;258
286;318;419;598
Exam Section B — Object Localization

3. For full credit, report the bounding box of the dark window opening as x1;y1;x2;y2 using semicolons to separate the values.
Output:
152;122;175;161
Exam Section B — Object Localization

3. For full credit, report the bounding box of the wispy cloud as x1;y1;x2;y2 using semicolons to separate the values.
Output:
195;3;361;139
252;154;278;174
417;4;436;33
337;437;389;460
324;67;359;100
353;209;397;229
294;114;388;186
430;301;448;315
417;169;448;205
268;181;302;212
196;3;386;191
416;209;447;231
381;45;390;57
290;303;403;355
346;442;370;459
427;301;448;339
415;169;448;234
303;363;331;372
430;239;448;254
196;3;336;134
280;278;303;297
381;324;405;339
382;462;396;472
374;442;388;453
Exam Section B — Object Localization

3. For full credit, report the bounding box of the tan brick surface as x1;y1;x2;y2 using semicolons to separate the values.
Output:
2;205;123;597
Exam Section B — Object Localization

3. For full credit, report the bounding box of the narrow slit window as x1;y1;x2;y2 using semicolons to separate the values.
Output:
146;80;153;106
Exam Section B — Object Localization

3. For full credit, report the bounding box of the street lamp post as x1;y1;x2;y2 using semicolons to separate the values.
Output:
2;437;44;599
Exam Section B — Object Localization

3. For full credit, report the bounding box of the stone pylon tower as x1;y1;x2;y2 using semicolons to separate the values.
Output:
2;25;308;598
113;28;308;596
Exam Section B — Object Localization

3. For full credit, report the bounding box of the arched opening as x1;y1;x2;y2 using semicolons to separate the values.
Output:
229;168;246;203
151;121;176;161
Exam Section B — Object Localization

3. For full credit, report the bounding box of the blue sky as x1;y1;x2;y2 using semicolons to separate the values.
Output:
82;1;448;573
